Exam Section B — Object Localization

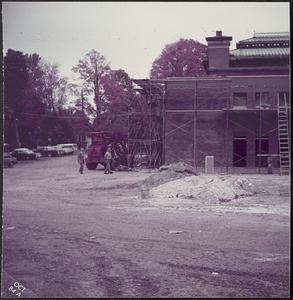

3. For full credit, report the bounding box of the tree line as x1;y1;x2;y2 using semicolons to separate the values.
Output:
4;38;206;150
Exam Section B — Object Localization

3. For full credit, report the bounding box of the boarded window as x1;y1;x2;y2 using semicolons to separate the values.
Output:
256;92;270;109
233;93;247;108
255;137;269;167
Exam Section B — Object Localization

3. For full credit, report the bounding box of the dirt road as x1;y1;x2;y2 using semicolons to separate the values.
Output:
1;155;290;298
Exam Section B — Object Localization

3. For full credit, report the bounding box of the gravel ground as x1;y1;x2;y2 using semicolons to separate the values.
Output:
1;155;290;298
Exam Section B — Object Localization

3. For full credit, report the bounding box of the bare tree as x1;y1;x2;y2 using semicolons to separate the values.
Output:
72;50;110;117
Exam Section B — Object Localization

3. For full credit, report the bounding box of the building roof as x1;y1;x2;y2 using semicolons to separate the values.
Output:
230;32;290;59
239;32;289;43
230;47;290;58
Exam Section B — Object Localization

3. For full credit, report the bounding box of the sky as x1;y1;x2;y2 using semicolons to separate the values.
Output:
2;2;290;80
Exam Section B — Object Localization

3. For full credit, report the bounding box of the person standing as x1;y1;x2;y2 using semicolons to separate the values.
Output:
104;145;113;174
110;144;119;170
77;148;85;174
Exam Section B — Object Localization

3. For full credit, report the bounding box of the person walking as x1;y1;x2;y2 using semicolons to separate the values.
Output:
77;148;85;174
104;145;113;174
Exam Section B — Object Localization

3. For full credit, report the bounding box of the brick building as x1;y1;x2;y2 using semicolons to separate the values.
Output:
162;31;290;174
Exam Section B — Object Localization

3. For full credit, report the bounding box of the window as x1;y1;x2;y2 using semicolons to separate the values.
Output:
233;93;247;108
255;92;270;109
278;92;290;107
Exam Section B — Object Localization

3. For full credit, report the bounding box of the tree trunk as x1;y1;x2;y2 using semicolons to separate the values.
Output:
14;115;21;148
95;77;99;116
94;63;100;117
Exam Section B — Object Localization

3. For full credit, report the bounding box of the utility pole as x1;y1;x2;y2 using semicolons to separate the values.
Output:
14;116;21;148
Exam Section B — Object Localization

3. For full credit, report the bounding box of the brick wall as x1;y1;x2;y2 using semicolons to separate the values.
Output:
163;76;290;169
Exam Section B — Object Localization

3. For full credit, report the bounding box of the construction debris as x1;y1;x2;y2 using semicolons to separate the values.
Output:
159;162;197;175
149;175;256;204
116;165;133;171
140;162;197;190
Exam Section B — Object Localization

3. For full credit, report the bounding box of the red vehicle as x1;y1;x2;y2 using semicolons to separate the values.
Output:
85;132;128;170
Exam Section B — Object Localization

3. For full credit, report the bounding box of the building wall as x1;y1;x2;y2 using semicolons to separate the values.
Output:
207;41;230;68
208;68;289;76
226;111;279;167
164;78;231;167
230;58;289;68
164;111;194;165
163;76;290;169
195;112;228;167
229;76;290;110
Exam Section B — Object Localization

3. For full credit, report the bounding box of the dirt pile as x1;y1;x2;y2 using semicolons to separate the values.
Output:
140;162;197;189
159;162;197;175
149;175;256;204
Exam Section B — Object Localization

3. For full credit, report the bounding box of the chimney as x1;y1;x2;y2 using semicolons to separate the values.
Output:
206;31;232;69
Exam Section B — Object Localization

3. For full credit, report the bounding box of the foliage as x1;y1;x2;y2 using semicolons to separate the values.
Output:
68;82;96;117
4;47;144;149
4;49;29;113
3;49;82;149
72;51;136;139
72;50;110;116
150;38;207;79
4;49;33;148
94;69;135;138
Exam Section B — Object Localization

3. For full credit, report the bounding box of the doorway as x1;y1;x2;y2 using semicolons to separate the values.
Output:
233;137;247;167
255;137;269;167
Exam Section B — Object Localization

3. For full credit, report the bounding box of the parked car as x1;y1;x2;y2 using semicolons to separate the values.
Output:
68;143;78;151
57;144;74;155
40;146;59;157
33;150;42;159
53;145;66;156
33;147;43;157
3;153;18;168
10;148;37;160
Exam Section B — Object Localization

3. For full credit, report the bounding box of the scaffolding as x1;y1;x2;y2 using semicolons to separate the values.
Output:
224;88;290;175
162;76;290;175
124;76;290;175
127;79;164;168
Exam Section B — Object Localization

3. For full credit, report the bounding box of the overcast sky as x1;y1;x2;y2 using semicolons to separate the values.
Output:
2;2;290;79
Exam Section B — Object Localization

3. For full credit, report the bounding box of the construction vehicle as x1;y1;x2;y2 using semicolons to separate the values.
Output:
84;132;128;170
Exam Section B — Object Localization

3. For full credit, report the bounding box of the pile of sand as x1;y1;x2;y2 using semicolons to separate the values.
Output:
140;162;197;189
149;175;256;204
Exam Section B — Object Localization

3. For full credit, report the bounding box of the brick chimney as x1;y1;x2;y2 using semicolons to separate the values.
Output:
206;31;232;69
